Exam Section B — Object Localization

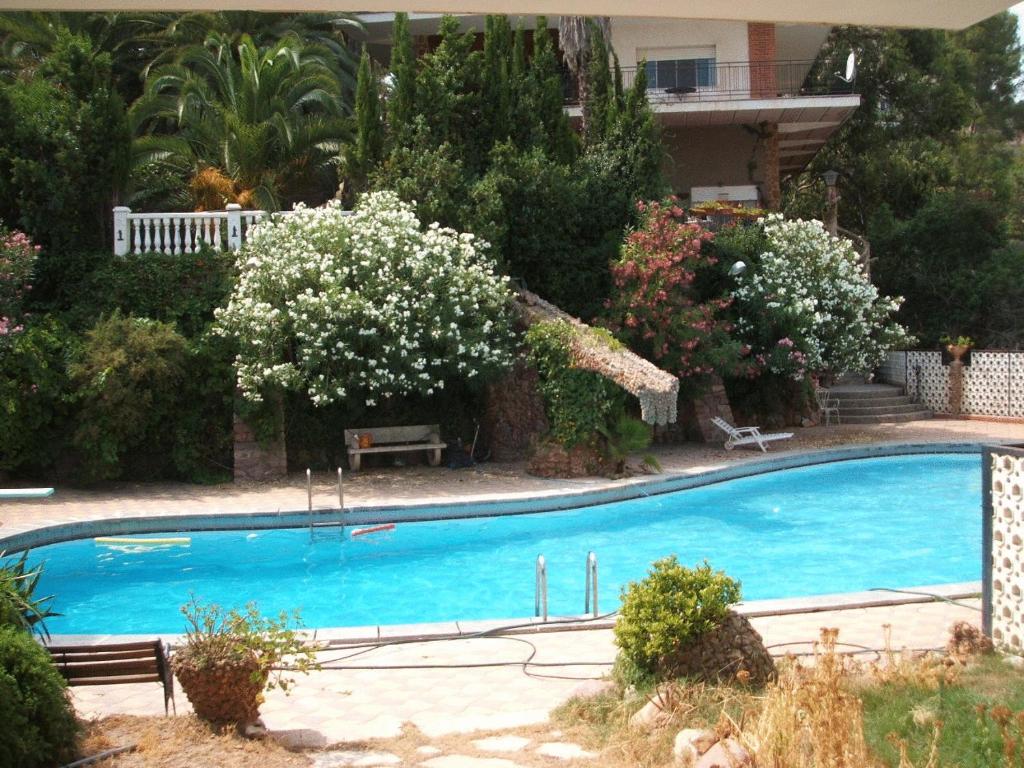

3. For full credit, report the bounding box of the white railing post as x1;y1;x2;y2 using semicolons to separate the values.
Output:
113;206;131;256
226;203;243;251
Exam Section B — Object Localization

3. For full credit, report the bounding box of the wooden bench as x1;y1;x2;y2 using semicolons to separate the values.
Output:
48;639;175;715
344;425;447;471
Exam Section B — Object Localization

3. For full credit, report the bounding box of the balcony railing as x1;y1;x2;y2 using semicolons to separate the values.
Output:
564;59;856;105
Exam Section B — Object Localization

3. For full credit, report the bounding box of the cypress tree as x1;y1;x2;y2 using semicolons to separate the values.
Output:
584;27;612;146
349;46;383;196
531;16;577;163
389;12;416;146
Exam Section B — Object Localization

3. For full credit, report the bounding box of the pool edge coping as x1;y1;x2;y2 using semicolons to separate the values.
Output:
0;439;985;553
45;581;982;647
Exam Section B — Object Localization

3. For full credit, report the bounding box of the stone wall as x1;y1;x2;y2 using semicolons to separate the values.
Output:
482;360;550;461
232;403;287;482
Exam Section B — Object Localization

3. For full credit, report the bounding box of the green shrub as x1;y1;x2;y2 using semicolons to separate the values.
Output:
70;247;235;338
525;320;623;448
0;552;58;639
70;313;188;481
0;317;77;475
614;557;741;679
0;626;78;768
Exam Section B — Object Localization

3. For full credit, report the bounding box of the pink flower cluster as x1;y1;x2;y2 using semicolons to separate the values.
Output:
0;228;39;335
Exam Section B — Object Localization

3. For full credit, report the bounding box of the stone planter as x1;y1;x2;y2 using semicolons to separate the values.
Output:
173;651;267;725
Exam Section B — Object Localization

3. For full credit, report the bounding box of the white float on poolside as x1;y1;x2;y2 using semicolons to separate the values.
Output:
0;488;55;499
94;537;191;546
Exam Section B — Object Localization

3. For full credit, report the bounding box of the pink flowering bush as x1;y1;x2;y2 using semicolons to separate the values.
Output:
603;199;747;386
0;228;40;342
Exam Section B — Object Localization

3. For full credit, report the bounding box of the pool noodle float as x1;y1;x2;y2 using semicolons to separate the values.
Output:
94;536;191;546
350;524;395;538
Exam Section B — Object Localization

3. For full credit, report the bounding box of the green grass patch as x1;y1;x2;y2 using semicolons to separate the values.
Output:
861;654;1024;767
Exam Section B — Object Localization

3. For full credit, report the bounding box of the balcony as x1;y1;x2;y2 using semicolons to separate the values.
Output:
564;59;856;105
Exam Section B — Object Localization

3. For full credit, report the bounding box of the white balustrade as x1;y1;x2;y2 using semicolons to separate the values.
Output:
112;204;268;256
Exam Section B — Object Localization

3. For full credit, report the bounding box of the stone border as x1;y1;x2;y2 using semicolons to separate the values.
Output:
1;441;982;553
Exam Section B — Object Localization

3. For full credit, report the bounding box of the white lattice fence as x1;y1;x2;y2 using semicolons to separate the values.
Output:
964;353;1011;417
905;351;948;412
1012;355;1024;418
985;447;1024;650
880;350;1024;418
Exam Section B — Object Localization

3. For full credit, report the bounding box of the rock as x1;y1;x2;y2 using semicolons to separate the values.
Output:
1005;654;1024;670
673;729;718;766
570;679;616;701
535;743;597;760
801;417;815;428
528;438;611;479
662;610;776;686
420;757;523;768
244;719;268;738
309;750;402;767
629;688;675;729
694;739;753;768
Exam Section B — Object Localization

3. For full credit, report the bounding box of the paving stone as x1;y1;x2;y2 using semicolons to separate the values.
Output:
416;746;442;756
420;756;524;768
309;750;402;767
535;743;597;760
471;735;532;753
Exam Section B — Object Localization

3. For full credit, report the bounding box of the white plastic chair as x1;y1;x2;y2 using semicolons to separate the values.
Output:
815;388;841;426
711;417;794;452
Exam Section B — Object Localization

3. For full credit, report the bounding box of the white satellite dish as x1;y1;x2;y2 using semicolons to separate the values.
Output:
837;52;856;83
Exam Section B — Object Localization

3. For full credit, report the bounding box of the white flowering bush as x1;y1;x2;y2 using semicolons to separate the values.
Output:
215;191;515;406
733;215;912;379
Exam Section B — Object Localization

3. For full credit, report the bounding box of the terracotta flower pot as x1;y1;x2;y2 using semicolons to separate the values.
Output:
947;344;970;363
173;651;267;725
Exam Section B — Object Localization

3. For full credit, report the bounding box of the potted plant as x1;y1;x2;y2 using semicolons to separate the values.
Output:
941;335;974;363
172;597;318;727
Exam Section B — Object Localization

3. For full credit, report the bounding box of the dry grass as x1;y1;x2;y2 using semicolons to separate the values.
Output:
743;628;878;767
78;715;309;768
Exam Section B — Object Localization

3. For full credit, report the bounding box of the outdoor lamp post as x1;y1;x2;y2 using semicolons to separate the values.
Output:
822;169;839;236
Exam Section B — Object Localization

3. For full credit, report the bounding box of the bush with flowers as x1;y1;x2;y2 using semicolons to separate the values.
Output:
215;191;516;408
603;199;747;387
732;215;912;380
0;228;39;344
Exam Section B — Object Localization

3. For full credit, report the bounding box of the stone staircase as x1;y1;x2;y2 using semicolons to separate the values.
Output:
825;383;933;424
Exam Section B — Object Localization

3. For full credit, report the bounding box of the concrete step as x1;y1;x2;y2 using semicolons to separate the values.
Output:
832;396;916;408
838;411;933;425
838;402;924;417
826;384;904;397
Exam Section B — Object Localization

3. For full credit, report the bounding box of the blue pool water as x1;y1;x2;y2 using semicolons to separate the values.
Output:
29;453;981;635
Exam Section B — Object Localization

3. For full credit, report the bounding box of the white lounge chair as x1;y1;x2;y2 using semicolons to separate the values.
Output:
711;417;793;452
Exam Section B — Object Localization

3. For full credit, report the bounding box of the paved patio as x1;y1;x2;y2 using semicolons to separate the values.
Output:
70;598;980;750
2;418;1022;540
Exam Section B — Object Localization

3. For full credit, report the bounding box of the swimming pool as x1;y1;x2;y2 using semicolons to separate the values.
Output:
28;452;981;635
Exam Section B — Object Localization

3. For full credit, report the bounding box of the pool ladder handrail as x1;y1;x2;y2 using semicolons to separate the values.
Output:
535;554;547;621
584;551;598;617
307;467;346;541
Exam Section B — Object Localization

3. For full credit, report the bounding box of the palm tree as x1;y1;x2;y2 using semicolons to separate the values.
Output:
130;33;351;211
557;16;611;135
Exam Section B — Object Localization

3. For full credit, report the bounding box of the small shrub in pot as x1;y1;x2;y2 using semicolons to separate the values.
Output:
614;557;742;683
172;597;318;727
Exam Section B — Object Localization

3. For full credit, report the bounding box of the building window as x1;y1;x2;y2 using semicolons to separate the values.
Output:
643;58;717;91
